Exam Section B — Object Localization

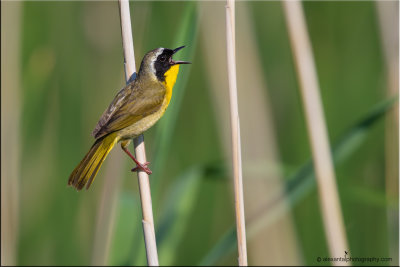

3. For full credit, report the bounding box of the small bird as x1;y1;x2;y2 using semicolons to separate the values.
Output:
68;46;190;190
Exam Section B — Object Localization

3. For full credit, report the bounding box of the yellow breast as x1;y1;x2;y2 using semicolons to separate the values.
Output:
162;64;180;107
118;64;180;139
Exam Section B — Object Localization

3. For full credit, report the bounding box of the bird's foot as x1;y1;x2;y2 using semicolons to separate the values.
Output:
131;162;152;175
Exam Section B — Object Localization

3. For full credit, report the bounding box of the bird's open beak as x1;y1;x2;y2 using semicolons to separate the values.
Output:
171;46;191;65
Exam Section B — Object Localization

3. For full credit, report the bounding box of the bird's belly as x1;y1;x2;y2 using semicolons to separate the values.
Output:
118;108;165;140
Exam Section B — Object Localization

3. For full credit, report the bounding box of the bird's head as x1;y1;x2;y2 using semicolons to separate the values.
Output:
139;46;190;83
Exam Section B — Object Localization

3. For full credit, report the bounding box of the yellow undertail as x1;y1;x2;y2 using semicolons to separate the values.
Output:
68;133;119;190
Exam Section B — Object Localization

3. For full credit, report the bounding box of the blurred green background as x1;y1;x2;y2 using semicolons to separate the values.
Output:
2;0;398;266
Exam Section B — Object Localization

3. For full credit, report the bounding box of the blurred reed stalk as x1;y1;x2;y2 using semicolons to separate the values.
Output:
376;1;399;264
232;3;301;264
282;1;349;264
118;0;159;265
1;2;21;265
200;1;301;264
225;0;248;265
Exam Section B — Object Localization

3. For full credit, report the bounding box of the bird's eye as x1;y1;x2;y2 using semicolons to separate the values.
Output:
160;55;167;62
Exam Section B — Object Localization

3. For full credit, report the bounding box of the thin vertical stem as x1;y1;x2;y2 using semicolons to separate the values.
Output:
376;1;399;263
1;2;21;265
282;1;349;265
226;0;248;265
118;0;159;265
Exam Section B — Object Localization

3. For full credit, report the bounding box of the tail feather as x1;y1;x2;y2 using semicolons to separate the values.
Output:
68;133;119;190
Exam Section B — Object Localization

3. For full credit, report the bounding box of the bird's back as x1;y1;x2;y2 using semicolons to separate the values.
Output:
92;74;166;140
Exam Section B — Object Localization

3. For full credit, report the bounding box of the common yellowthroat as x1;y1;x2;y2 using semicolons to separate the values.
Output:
68;46;190;190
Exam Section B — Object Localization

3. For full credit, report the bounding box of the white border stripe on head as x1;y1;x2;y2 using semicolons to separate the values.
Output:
151;48;164;74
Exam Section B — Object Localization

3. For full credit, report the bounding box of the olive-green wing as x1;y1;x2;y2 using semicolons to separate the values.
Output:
92;85;130;138
92;82;163;139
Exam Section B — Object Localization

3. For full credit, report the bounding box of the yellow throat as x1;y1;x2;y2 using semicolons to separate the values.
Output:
163;64;180;105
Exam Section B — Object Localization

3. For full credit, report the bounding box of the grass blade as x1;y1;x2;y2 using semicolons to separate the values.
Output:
151;1;199;195
199;97;397;266
108;192;140;265
156;166;203;265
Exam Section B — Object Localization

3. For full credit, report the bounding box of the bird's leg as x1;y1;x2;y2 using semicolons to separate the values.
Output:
121;141;152;175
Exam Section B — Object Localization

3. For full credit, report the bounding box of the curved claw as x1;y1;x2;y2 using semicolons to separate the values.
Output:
131;162;152;175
